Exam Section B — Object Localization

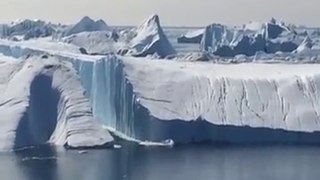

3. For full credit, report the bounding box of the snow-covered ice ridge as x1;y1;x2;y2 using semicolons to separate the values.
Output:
0;56;113;151
2;40;320;144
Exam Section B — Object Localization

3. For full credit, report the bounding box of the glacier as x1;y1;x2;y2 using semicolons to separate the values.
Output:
0;55;113;151
2;39;320;144
2;15;320;146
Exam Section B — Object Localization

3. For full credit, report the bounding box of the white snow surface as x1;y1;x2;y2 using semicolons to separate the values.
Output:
0;56;113;151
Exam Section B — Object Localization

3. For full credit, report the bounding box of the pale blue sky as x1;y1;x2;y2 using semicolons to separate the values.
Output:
0;0;319;26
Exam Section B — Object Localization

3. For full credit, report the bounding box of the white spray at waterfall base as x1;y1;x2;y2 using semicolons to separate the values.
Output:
104;126;174;147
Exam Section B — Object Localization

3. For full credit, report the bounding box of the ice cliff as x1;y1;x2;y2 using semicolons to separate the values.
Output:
71;55;320;144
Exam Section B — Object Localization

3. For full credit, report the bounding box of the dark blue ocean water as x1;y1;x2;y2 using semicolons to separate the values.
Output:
0;145;320;180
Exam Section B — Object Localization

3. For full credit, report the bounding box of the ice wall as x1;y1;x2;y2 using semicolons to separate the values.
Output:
117;58;320;143
72;56;320;144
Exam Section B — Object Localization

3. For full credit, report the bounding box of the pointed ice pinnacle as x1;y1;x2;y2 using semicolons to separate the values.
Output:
296;36;313;53
301;36;313;49
129;14;176;58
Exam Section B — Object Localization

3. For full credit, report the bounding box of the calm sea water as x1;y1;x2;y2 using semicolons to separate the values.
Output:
0;145;320;180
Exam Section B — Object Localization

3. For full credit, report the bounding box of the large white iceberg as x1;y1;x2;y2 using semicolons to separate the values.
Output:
0;56;113;151
127;14;176;58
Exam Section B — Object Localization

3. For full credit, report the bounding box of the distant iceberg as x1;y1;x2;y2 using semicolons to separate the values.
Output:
62;14;176;58
177;29;204;44
63;16;110;36
200;19;307;57
0;19;56;40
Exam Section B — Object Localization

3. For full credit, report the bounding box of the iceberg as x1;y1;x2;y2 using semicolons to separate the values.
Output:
127;14;176;58
0;55;113;151
0;19;56;40
200;24;234;53
200;19;308;57
62;14;176;58
262;18;296;40
177;29;204;44
63;16;110;36
63;31;119;55
296;36;313;53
